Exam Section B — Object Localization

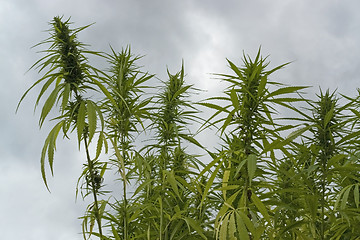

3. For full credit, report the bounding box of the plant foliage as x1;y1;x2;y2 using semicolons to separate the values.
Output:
18;17;360;240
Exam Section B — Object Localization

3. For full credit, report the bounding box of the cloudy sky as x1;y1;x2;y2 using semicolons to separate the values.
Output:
2;0;360;239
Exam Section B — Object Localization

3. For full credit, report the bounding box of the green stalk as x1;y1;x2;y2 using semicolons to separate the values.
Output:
121;137;128;240
84;135;104;239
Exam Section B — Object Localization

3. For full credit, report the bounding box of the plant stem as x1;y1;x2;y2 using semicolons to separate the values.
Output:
121;139;128;240
84;135;104;239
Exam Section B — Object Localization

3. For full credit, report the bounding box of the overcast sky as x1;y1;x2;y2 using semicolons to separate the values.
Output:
2;0;360;239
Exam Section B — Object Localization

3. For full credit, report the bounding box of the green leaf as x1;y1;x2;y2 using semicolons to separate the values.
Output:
223;161;231;200
341;186;352;209
198;102;228;112
258;76;267;94
263;125;311;153
40;121;64;191
219;213;230;240
251;193;271;223
324;108;334;127
61;83;71;112
230;88;239;110
110;138;126;182
228;212;237;240
86;100;97;143
77;101;86;146
172;85;192;100
100;162;107;178
227;59;244;80
112;225;121;240
39;84;62;127
200;155;225;206
166;170;181;199
221;109;236;135
237;210;255;235
216;190;240;224
236;211;250;240
327;154;346;168
355;184;359;208
265;86;306;99
183;217;207;239
179;134;203;149
95;131;104;160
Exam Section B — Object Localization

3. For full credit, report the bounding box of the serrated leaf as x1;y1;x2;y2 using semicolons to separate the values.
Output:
77;101;86;146
166;170;180;199
354;184;359;208
230;88;239;110
183;217;207;239
221;109;236;135
341;186;352;209
327;154;346;168
324;108;334;127
86;100;97;143
265;86;306;99
223;161;231;200
216;190;240;225
251;193;271;223
110;138;126;182
39;84;62;127
200;155;225;206
40;121;64;191
237;211;250;240
219;213;230;240
228;212;237;239
227;59;244;80
100;162;107;178
172;85;192;100
112;225;121;240
61;83;71;112
198;102;228;112
179;134;203;149
237;210;255;235
258;76;267;94
95;131;103;160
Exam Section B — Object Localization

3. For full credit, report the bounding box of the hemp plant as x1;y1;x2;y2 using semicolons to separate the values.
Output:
20;16;360;240
273;89;360;239
17;16;109;239
101;46;153;239
198;49;306;239
132;64;208;239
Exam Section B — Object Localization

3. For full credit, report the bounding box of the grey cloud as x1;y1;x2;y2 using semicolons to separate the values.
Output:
3;0;360;239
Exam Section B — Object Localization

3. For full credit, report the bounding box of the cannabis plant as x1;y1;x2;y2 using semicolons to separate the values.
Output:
199;49;306;239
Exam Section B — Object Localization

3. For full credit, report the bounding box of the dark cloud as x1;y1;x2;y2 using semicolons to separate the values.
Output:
3;0;360;239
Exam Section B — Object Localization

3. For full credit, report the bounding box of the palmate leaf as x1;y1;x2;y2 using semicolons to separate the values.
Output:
40;121;65;190
183;217;207;239
39;83;64;127
165;170;181;199
216;190;240;225
335;184;359;210
198;153;226;206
